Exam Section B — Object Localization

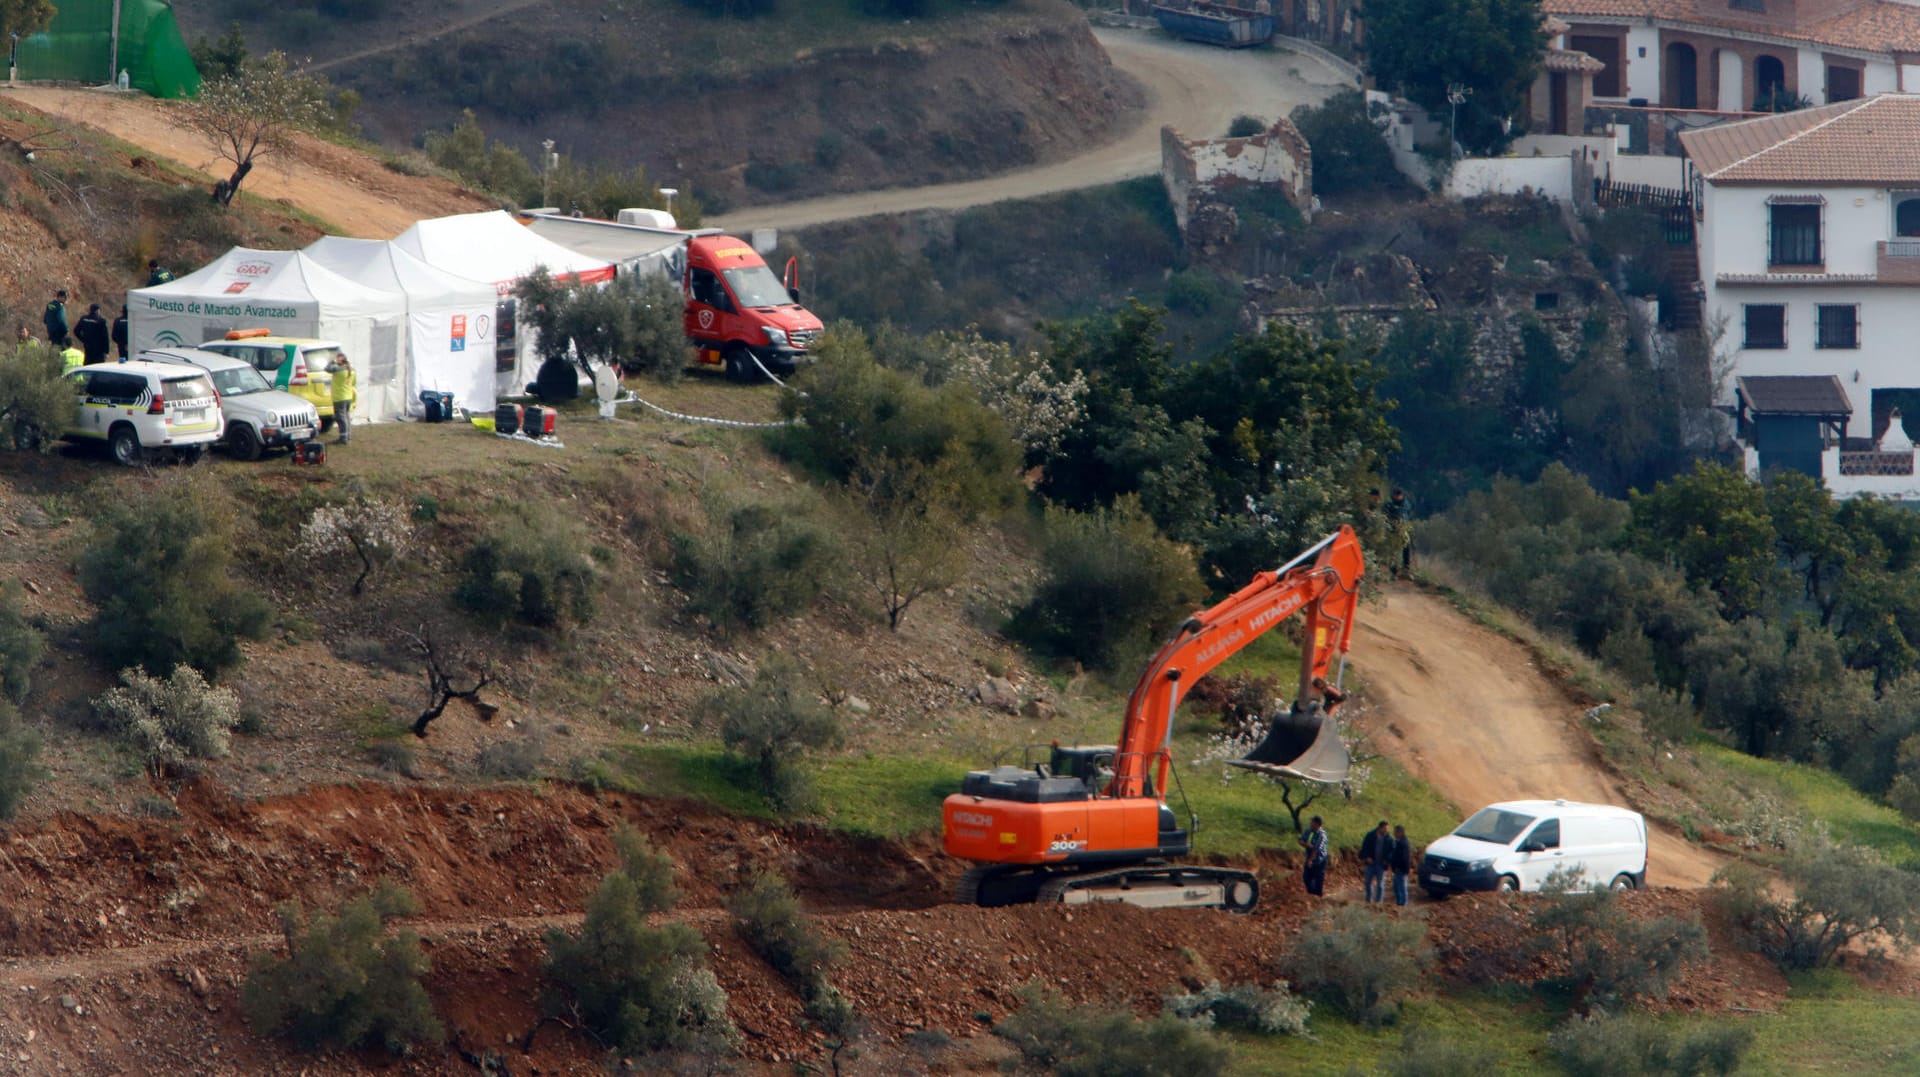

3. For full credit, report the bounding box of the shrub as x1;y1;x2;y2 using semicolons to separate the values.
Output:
1549;1013;1752;1077
454;506;595;631
1280;904;1431;1026
296;494;415;596
995;982;1229;1077
94;666;242;776
1227;114;1266;138
0;579;45;702
1714;838;1920;969
369;739;418;778
1010;498;1204;673
1163;980;1310;1036
0;340;75;451
0;701;42;820
77;488;272;678
1529;869;1708;1012
1379;1027;1503;1077
1289;90;1402;196
545;828;738;1057
728;872;844;994
776;328;1020;515
242;882;441;1054
475;734;544;779
671;492;838;636
700;657;842;813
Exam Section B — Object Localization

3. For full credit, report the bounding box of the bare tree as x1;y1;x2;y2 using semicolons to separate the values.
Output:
184;52;329;205
401;629;494;738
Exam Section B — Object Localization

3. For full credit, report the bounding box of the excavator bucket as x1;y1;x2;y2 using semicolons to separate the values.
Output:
1225;706;1350;784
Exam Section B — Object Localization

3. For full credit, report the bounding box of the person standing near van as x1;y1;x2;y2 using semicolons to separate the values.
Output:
1389;825;1414;906
1298;815;1330;896
331;355;356;444
1360;820;1390;903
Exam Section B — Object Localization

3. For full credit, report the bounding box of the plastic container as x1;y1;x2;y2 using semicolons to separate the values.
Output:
523;405;556;436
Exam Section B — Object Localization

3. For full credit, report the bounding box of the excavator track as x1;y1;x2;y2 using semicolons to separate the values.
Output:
1034;864;1259;913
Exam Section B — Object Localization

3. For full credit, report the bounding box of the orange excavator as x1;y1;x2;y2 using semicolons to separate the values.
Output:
943;526;1365;910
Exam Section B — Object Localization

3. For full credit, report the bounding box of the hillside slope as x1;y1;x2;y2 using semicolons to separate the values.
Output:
1;86;493;238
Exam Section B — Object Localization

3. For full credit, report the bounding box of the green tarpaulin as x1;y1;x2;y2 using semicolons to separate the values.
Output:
14;0;200;98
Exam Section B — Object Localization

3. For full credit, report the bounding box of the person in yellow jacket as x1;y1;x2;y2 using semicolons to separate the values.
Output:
60;342;84;372
331;355;356;444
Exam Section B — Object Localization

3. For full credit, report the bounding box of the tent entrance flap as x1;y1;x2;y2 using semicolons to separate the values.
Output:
1224;707;1350;784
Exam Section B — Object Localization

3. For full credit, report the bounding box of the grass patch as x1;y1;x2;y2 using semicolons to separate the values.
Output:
1694;743;1920;868
813;752;970;838
1225;988;1555;1075
1737;969;1920;1075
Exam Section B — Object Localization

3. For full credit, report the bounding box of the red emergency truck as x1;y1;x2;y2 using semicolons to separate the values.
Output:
683;235;824;381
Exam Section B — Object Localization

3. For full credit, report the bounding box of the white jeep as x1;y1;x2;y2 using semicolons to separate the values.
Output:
140;347;319;460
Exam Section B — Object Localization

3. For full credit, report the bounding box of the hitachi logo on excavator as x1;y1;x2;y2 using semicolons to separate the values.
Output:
951;811;994;827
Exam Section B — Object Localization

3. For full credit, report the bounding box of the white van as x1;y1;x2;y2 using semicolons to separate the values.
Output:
1418;799;1647;897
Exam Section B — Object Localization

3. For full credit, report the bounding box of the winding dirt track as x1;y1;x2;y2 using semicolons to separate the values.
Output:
711;28;1355;231
1354;586;1728;889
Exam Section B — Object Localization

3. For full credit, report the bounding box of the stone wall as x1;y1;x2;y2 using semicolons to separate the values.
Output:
1160;120;1312;236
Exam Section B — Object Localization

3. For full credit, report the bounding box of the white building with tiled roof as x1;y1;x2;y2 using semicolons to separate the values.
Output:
1682;94;1920;494
1543;0;1920;113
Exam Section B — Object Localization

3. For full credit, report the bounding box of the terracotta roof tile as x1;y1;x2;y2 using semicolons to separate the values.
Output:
1544;48;1608;73
1542;0;1920;52
1681;94;1920;184
1737;375;1853;416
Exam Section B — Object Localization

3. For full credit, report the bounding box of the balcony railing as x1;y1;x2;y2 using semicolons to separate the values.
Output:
1839;450;1916;477
1877;241;1920;283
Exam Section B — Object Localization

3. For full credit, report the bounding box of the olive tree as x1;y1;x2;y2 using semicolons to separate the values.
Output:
185;52;331;204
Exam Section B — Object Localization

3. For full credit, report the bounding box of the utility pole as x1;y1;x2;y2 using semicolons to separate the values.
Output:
1447;82;1472;159
540;138;556;207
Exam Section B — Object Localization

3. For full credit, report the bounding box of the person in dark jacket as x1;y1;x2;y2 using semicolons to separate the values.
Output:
1359;819;1390;903
111;305;129;360
1389;824;1414;906
74;304;110;365
146;259;174;286
42;289;69;346
1298;815;1330;897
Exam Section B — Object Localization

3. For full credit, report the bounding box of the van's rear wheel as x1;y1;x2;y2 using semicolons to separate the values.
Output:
109;424;141;467
1609;873;1636;891
1497;875;1519;893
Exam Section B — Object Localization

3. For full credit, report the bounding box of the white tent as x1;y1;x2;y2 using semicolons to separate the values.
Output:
127;247;406;420
391;210;618;288
304;237;500;419
391;212;618;395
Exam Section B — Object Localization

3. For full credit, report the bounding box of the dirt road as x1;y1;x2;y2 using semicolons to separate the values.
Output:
1355;586;1727;889
0;86;493;238
712;28;1355;232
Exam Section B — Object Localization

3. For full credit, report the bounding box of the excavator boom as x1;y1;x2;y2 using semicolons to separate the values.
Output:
942;526;1367;910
